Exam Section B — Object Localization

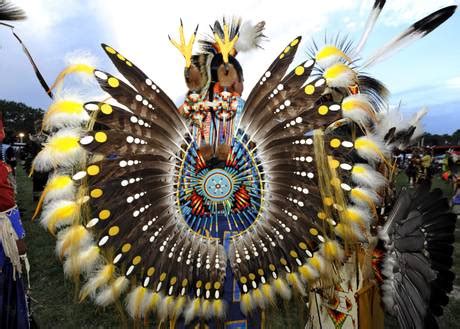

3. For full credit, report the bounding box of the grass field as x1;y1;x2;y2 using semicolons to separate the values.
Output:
14;166;460;328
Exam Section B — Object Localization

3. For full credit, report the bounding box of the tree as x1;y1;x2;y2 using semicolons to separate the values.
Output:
0;99;44;143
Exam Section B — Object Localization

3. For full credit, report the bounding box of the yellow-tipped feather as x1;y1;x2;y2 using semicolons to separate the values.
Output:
273;278;292;300
298;264;319;282
79;264;115;301
240;293;253;315
126;286;147;318
48;63;94;92
41;200;79;234
63;245;100;277
316;45;352;68
32;174;74;220
212;299;225;318
56;225;90;258
323;63;356;88
321;240;345;262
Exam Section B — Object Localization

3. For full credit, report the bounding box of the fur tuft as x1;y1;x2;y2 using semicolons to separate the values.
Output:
40;200;79;234
43;98;89;131
63;245;100;277
354;134;389;163
272;278;292;300
235;20;266;52
323;63;356;88
95;276;129;306
33;128;85;172
286;272;306;295
56;224;91;258
351;163;386;189
298;264;319;282
341;94;376;125
80;264;115;301
126;286;147;318
320;240;345;262
316;45;352;69
184;298;201;324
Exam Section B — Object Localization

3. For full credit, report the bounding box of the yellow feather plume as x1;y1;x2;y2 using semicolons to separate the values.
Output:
126;286;147;318
56;225;90;258
49;63;94;92
212;299;225;318
240;293;253;315
298;264;319;282
80;264;114;301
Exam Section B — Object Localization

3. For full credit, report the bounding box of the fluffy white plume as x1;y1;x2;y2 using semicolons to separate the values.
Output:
354;134;390;163
235;20;265;53
95;276;129;306
63;245;101;277
33;128;85;172
351;163;387;189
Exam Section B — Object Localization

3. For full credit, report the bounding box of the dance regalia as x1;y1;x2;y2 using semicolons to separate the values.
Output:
31;2;458;328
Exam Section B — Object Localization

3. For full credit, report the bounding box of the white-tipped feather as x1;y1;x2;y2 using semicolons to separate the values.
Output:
63;245;100;277
184;298;201;324
43;97;90;130
40;200;78;233
344;206;372;227
323;63;356;88
33;128;85;172
80;264;115;300
354;134;389;163
235;20;265;52
320;240;345;262
341;94;376;125
272;278;292;300
95;276;129;306
350;186;381;207
56;225;92;257
126;286;148;318
286;272;306;295
43;174;75;203
351;163;386;189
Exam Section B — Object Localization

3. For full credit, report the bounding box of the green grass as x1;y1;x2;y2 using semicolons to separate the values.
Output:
14;167;460;328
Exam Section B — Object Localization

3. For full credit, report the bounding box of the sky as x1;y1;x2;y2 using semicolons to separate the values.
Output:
0;0;459;134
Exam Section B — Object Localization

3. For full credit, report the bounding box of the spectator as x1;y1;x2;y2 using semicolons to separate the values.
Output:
0;120;29;328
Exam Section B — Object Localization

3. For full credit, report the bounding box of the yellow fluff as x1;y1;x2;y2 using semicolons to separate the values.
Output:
79;264;114;301
321;240;345;261
273;278;292;300
212;299;225;318
63;245;100;276
126;286;147;318
42;201;78;234
240;293;253;315
298;264;319;282
251;288;266;308
261;284;275;305
56;225;90;258
49;63;94;91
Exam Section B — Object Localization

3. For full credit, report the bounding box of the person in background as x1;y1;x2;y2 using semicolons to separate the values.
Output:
0;114;29;328
421;149;433;180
